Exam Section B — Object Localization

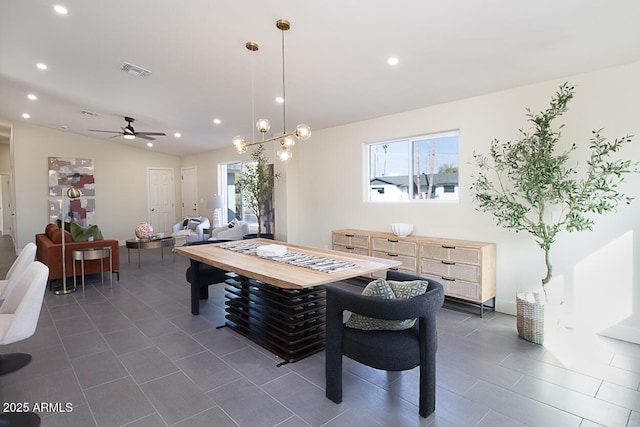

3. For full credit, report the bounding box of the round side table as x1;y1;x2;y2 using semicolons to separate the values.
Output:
72;247;113;293
125;237;175;267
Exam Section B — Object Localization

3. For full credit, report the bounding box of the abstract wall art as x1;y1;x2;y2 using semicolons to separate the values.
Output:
48;157;96;226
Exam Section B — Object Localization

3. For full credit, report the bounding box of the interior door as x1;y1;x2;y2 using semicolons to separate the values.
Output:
1;174;11;237
181;166;198;218
148;168;175;235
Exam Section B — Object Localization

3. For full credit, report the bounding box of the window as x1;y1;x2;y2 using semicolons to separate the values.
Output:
219;161;258;233
367;131;459;201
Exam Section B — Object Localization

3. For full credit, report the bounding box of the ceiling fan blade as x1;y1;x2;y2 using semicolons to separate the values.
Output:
136;134;156;141
135;132;166;136
88;129;121;134
109;134;123;139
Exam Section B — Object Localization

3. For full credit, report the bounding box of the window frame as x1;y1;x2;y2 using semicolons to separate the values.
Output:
218;160;259;232
364;130;460;203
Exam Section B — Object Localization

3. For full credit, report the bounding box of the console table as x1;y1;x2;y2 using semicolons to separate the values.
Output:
333;229;496;316
175;238;400;364
126;237;175;267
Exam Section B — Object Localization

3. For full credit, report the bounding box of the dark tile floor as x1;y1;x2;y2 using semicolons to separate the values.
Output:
0;235;639;426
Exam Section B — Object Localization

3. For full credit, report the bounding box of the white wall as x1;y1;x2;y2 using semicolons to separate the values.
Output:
290;62;640;343
12;123;182;248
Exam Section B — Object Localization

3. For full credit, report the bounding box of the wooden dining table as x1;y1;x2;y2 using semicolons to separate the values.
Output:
175;238;401;364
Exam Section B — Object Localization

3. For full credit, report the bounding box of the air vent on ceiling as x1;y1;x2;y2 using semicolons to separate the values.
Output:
120;62;152;77
80;110;99;117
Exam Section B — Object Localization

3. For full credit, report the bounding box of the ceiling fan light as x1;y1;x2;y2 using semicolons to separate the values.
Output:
256;118;271;133
294;124;311;140
123;134;135;140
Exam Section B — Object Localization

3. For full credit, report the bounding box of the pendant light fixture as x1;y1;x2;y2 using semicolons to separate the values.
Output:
232;19;311;160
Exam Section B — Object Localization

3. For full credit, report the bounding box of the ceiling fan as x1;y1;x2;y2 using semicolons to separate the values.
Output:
88;116;166;141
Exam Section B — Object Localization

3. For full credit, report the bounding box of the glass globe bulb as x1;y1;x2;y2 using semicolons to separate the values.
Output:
256;118;271;133
294;123;311;140
277;146;292;161
282;135;296;147
232;136;246;149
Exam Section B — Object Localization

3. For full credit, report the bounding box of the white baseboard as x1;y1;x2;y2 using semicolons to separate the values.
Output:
495;298;516;316
598;324;640;345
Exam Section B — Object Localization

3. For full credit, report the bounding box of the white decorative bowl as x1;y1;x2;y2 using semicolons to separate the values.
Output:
391;223;414;237
257;244;287;257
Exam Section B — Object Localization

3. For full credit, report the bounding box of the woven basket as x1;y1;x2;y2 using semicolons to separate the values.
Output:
516;291;545;344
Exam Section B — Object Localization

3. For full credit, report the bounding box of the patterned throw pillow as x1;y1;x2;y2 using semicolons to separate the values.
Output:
187;217;202;231
345;278;429;331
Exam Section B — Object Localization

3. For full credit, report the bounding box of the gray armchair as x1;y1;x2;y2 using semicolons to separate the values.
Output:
325;270;444;418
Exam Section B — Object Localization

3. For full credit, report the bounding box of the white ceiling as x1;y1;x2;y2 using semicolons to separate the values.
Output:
1;1;639;155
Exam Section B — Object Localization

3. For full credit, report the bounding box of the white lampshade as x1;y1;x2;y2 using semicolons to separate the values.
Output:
207;194;224;209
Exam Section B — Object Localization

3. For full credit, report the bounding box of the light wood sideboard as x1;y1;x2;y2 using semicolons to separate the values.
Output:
332;229;496;315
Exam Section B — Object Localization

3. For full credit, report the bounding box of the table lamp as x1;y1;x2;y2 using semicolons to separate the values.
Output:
207;194;224;228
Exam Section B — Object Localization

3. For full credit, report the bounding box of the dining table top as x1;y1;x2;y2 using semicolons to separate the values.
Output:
175;238;401;289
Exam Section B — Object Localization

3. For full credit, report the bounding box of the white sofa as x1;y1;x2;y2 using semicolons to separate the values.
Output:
171;216;211;244
208;219;249;241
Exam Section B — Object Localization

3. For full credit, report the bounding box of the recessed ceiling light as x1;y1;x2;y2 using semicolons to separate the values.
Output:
60;125;68;129
213;118;221;125
275;97;284;104
27;94;37;101
53;5;68;15
36;63;48;70
387;57;399;66
22;113;31;119
147;142;153;147
174;132;181;138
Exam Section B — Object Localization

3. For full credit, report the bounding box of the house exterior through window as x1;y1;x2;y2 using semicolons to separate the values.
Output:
367;130;459;202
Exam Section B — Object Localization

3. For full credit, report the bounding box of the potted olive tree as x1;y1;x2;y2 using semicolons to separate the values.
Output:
236;143;279;238
470;83;637;344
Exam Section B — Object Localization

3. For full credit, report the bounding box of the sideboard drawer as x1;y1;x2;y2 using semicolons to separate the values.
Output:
420;259;479;283
438;277;482;300
372;237;417;256
332;232;370;249
372;250;417;272
420;243;480;265
333;244;369;257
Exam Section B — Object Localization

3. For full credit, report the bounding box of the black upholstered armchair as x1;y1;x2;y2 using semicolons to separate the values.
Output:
325;271;444;418
184;240;229;315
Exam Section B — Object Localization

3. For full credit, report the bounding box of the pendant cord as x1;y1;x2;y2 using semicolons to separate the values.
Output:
281;27;286;135
251;57;256;142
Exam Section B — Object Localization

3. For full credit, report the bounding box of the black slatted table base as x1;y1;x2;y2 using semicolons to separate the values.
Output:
224;276;326;363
